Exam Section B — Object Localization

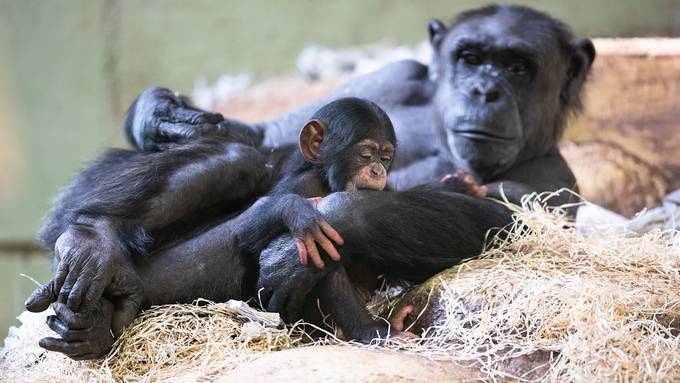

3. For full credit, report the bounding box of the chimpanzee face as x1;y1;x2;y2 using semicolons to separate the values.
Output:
343;139;394;191
300;97;397;193
428;6;594;181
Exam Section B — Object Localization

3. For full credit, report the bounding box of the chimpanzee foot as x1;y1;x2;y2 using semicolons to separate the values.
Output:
440;171;488;198
389;305;414;331
124;87;227;151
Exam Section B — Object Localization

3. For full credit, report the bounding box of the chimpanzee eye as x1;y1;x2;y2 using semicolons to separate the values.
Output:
381;156;392;163
360;154;372;160
508;61;528;74
461;52;481;66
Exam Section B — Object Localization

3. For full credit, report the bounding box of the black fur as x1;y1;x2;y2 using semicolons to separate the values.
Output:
28;4;596;357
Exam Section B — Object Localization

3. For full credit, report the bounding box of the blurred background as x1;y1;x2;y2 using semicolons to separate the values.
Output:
0;0;679;339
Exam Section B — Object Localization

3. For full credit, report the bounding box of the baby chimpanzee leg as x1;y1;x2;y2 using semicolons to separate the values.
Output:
316;265;410;342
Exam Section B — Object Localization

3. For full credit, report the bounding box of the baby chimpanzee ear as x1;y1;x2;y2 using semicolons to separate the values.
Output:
299;119;326;164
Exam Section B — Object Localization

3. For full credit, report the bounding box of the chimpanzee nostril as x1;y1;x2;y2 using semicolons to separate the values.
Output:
471;87;500;102
485;89;500;102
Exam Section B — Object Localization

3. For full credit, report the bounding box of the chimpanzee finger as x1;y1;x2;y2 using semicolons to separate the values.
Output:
294;237;308;266
58;269;81;304
46;316;90;342
171;107;223;125
25;280;58;312
53;303;93;329
51;260;69;299
157;122;201;141
304;234;325;269
476;185;489;198
38;337;90;356
67;353;96;361
312;226;341;263
318;220;344;245
80;274;108;313
66;276;91;311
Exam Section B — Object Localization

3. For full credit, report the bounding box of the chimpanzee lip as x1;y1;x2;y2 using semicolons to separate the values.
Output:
452;129;515;142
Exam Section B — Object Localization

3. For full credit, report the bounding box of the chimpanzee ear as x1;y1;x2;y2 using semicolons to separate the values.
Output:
428;19;447;82
562;38;596;105
428;19;447;51
299;119;326;164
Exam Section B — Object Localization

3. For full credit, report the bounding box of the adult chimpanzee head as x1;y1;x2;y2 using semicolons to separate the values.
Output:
428;5;595;180
299;97;397;192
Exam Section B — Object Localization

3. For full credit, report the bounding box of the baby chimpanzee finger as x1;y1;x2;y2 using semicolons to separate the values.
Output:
304;234;325;269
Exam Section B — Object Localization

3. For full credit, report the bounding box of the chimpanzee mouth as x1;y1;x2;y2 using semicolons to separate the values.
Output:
452;129;515;142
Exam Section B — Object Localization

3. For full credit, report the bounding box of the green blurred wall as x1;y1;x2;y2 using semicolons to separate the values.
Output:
0;0;678;339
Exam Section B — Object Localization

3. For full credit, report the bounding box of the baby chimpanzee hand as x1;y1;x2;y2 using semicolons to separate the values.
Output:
284;196;344;269
440;171;488;198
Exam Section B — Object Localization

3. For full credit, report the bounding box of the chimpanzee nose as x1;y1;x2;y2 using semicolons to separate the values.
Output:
472;86;501;103
371;164;385;176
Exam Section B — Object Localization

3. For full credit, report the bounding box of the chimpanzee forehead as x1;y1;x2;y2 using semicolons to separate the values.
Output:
356;138;395;152
357;124;396;147
444;12;563;59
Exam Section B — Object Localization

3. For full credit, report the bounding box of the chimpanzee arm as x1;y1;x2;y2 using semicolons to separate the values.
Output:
26;141;270;321
236;194;343;269
485;148;579;208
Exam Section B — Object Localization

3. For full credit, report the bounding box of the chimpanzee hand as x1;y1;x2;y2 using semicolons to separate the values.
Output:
39;299;116;360
257;237;331;321
130;87;226;151
25;225;143;336
440;171;488;198
283;195;344;269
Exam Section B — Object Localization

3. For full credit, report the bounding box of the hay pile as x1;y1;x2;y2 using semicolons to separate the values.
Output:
1;194;679;382
0;299;309;382
404;193;680;381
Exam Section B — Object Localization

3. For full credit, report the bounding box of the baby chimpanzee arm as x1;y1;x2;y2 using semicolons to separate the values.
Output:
236;194;343;269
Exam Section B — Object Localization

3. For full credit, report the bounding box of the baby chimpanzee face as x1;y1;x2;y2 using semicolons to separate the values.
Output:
344;138;394;191
299;97;397;193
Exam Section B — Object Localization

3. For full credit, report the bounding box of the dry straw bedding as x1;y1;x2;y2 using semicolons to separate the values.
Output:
1;193;679;382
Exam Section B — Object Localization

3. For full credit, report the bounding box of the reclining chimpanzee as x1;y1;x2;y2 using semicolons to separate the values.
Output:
25;4;595;359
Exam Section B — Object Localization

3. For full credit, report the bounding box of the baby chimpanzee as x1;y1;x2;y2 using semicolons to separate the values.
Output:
238;97;397;268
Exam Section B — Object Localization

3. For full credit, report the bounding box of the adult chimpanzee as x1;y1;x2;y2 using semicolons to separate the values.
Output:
27;4;595;358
